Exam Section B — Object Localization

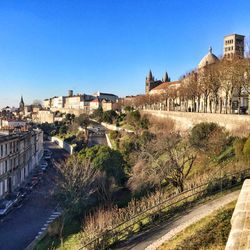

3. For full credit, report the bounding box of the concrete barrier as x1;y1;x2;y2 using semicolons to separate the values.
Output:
51;137;75;155
105;133;113;149
225;179;250;250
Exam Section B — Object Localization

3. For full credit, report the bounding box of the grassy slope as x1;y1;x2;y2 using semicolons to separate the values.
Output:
35;137;238;249
158;201;236;250
34;219;81;250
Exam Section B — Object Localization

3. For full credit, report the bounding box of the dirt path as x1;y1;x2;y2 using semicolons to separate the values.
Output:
118;190;240;250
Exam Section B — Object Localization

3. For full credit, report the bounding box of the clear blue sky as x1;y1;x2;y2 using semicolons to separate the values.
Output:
0;0;249;108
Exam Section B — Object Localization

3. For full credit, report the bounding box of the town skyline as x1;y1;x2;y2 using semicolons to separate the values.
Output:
0;0;250;108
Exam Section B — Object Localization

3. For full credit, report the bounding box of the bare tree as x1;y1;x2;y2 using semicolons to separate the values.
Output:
55;156;98;216
128;133;196;193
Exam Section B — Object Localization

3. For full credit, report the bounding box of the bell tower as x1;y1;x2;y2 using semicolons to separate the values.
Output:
145;70;155;94
19;95;25;111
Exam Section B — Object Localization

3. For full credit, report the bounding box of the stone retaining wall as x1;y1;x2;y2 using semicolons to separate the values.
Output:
225;179;250;250
105;133;113;149
142;110;250;136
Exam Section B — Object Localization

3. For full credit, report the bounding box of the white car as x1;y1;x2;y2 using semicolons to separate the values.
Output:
0;200;13;217
40;161;48;170
44;154;51;160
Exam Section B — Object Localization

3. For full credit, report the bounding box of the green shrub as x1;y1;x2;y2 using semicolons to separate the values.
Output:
233;138;246;160
102;110;118;124
189;122;228;156
126;110;141;127
243;137;250;161
189;122;219;149
140;115;149;129
110;130;119;140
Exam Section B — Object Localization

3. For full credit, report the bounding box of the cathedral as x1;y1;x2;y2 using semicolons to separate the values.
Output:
145;70;170;94
144;34;249;114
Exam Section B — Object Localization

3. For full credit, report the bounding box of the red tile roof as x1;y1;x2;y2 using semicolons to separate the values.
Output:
151;81;180;90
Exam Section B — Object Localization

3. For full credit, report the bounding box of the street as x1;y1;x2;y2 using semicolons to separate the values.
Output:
87;123;107;147
0;141;68;250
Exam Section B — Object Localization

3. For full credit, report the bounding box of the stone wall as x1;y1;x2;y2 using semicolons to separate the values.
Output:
225;179;250;250
50;137;75;155
105;133;113;149
142;110;250;136
50;107;87;116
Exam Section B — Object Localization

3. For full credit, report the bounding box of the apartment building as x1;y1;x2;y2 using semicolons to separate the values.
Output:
0;129;43;198
43;90;120;115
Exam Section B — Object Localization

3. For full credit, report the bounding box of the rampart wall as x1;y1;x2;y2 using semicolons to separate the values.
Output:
142;110;250;136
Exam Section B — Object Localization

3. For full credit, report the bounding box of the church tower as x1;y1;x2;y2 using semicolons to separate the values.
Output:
224;34;245;59
19;95;25;111
162;71;171;82
145;70;155;94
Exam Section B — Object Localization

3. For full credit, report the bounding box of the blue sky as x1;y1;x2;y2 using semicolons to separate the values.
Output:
0;0;249;107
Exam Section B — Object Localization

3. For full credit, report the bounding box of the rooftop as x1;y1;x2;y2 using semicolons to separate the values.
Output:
151;81;180;91
224;33;245;38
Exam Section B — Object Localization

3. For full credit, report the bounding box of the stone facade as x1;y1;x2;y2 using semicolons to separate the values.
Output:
224;34;245;59
0;129;43;198
146;34;249;115
225;179;250;250
141;110;250;136
43;91;119;115
32;110;55;124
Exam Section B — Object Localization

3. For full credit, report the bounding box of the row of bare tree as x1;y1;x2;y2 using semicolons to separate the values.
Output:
124;57;250;114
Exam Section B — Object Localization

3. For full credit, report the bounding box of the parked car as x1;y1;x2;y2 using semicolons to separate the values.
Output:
41;166;47;172
25;182;34;192
40;161;48;171
5;192;22;207
17;187;28;198
40;161;48;168
44;149;52;159
44;154;51;160
44;149;52;154
0;200;13;217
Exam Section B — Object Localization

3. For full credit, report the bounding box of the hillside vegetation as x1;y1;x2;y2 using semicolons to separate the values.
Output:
36;109;250;250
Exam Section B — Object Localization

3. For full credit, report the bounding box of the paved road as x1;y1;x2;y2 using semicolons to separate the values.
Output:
0;141;68;250
87;123;107;147
118;190;240;250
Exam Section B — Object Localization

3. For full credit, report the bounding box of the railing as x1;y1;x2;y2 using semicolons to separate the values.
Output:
79;168;250;250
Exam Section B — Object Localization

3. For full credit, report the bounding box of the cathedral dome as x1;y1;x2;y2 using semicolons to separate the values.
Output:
198;47;219;69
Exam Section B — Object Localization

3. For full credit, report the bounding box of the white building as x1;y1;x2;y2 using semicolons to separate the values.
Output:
0;129;43;198
0;119;27;129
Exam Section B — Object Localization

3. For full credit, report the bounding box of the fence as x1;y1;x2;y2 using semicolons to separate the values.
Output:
79;168;250;250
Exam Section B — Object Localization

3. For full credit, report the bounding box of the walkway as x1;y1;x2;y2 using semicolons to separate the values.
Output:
119;190;240;250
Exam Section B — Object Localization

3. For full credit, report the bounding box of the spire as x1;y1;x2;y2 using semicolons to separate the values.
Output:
209;46;212;53
19;95;24;111
20;95;24;104
163;71;170;82
148;69;153;81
